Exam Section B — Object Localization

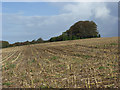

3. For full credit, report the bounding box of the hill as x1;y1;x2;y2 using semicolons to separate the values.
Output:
2;37;119;88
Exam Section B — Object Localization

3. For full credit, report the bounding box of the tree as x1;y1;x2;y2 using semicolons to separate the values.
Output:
31;40;36;44
0;41;9;48
49;21;100;42
66;21;98;39
98;34;101;37
50;37;57;42
72;35;77;40
23;41;30;45
37;38;44;43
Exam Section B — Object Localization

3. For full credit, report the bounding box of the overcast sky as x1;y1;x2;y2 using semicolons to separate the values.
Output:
2;2;118;44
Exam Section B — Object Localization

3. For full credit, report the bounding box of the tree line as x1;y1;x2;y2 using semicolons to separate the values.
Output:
1;21;101;48
0;38;45;48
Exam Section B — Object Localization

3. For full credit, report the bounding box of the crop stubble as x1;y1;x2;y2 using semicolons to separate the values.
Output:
1;37;119;88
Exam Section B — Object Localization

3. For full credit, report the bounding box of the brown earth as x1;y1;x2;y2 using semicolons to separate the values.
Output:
1;37;119;88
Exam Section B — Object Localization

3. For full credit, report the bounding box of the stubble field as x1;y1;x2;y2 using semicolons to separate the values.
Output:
1;37;119;88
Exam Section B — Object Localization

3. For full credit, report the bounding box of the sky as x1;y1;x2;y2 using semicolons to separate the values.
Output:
2;2;118;44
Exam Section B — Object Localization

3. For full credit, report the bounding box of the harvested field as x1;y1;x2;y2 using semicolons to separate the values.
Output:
1;37;119;88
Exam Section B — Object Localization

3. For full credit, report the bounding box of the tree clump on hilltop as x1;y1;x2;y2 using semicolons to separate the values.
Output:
50;21;100;42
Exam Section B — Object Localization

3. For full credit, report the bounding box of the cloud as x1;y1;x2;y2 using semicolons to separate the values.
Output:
62;3;93;19
95;6;110;19
62;2;113;20
2;2;118;43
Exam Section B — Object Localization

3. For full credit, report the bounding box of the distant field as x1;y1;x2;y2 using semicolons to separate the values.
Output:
1;37;119;88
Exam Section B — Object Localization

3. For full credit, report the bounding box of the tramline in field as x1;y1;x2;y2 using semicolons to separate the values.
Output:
2;37;119;88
